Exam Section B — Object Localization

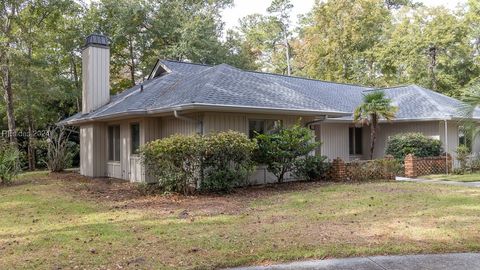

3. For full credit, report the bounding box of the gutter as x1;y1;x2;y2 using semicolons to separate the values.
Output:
305;115;327;130
174;110;203;135
62;103;350;126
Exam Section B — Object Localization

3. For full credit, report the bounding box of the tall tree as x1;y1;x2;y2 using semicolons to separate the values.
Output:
354;91;397;159
295;0;391;85
378;6;475;96
267;0;293;75
0;0;20;146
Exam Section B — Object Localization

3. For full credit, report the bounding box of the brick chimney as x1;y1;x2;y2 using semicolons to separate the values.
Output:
82;34;110;114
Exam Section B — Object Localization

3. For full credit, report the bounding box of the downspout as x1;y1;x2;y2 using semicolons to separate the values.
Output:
305;115;327;129
174;110;203;135
305;115;328;156
444;117;451;174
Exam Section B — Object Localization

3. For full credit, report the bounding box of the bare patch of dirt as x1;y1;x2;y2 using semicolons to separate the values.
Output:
48;172;335;216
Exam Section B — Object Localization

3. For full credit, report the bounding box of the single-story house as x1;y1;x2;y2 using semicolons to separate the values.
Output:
61;34;478;183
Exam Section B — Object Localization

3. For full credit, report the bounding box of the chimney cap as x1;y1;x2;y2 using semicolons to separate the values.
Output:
85;34;109;47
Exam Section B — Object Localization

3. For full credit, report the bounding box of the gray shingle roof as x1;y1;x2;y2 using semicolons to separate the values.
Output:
61;60;475;125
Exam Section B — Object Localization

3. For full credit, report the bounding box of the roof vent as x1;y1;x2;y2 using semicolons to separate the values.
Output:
85;34;109;47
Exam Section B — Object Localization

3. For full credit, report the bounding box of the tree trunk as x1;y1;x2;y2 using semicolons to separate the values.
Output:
70;52;81;112
128;37;136;86
1;4;17;147
369;115;378;160
428;45;437;90
26;46;35;170
2;56;17;146
27;116;36;170
283;29;291;76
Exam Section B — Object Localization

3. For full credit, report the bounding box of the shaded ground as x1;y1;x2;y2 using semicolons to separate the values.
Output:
423;173;480;182
1;172;480;269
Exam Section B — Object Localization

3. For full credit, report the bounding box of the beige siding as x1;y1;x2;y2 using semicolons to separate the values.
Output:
317;121;460;162
439;121;459;162
80;123;107;177
82;46;109;114
371;121;444;159
106;162;121;178
203;113;247;134
316;123;350;161
161;114;201;137
143;118;162;143
203;112;308;135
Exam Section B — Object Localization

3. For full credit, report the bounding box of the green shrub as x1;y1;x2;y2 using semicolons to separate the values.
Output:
141;131;257;194
254;123;319;183
294;155;330;181
0;144;20;184
470;154;480;172
456;145;470;173
385;133;442;160
201;131;257;193
141;134;203;195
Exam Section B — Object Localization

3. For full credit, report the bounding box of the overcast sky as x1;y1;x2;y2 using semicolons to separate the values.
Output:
221;0;466;31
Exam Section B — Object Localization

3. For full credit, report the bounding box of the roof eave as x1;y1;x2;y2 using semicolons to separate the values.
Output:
61;103;350;126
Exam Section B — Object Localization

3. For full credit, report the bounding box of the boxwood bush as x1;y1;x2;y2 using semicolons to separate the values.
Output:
294;155;330;181
201;131;257;193
141;134;203;195
141;131;256;194
385;132;442;160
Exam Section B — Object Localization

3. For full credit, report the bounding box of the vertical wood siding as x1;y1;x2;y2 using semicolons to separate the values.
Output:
80;123;107;177
372;121;442;159
82;46;109;114
317;123;350;161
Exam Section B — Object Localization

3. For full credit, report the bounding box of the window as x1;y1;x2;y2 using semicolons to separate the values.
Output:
248;119;280;138
349;127;363;155
108;125;120;161
131;123;140;154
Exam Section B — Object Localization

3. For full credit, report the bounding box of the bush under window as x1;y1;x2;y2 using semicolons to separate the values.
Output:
385;133;442;160
201;131;257;193
294;155;330;181
141;131;256;194
254;123;319;183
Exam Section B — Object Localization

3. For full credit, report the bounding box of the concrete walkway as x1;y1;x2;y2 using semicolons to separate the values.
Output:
227;253;480;270
396;176;480;187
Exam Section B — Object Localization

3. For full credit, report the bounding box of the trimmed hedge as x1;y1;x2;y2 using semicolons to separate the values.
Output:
385;133;442;160
141;131;256;194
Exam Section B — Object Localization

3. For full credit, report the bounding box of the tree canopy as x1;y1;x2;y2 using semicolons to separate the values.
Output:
1;0;479;170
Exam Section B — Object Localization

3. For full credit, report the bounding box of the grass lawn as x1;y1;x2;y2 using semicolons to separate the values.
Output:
423;173;480;182
1;173;480;269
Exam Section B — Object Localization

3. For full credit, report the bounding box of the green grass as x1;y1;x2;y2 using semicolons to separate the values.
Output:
423;173;480;182
1;174;480;269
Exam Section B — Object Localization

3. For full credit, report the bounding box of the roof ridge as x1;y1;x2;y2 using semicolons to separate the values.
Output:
411;85;451;117
161;59;371;89
233;66;343;113
187;64;230;103
88;78;160;116
161;59;213;68
364;84;414;92
245;69;371;88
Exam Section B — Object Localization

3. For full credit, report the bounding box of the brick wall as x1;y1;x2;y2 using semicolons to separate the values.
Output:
327;157;398;182
404;154;452;178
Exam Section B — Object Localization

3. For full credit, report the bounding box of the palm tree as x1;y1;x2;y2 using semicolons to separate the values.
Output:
354;91;398;159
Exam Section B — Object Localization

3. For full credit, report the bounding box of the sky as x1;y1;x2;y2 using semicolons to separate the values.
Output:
221;0;466;31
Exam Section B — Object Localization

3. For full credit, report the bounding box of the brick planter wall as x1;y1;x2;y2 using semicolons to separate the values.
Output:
327;158;346;181
327;157;398;182
404;154;452;178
